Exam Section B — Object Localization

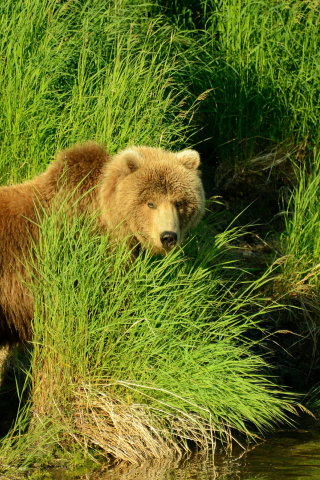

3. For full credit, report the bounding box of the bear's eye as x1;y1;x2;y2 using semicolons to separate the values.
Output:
175;201;182;208
148;202;156;209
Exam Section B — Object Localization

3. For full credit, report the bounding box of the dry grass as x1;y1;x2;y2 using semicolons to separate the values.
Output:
214;143;296;190
69;384;213;464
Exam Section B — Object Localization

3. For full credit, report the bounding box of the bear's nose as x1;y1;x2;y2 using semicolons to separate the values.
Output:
160;231;177;248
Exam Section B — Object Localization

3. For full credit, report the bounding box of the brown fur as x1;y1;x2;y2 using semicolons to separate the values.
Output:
0;143;205;345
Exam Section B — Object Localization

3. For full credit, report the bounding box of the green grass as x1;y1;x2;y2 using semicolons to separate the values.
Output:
0;206;297;467
276;151;320;326
0;0;196;184
273;152;320;406
3;0;320;171
0;0;317;470
159;0;320;163
308;383;320;413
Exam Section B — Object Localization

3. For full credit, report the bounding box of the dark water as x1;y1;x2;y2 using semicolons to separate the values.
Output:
43;417;320;480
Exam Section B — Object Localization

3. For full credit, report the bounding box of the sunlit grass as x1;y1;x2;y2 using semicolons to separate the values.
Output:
0;0;314;469
0;206;297;467
0;0;195;185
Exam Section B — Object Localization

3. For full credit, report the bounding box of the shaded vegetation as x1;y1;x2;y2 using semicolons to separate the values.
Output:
160;0;320;162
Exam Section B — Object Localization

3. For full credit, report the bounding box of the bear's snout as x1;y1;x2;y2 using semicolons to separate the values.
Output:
160;231;177;249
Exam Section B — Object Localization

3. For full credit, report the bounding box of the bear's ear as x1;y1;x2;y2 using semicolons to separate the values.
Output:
176;149;200;170
120;149;144;174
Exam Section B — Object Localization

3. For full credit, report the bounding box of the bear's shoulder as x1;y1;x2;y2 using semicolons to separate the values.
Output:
56;142;110;189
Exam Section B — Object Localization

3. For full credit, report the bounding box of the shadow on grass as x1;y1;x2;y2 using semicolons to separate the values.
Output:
0;347;30;439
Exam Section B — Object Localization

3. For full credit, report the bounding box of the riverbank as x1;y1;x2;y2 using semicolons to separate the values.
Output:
1;415;319;479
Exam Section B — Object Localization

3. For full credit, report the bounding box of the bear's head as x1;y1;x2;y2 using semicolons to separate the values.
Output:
100;146;205;254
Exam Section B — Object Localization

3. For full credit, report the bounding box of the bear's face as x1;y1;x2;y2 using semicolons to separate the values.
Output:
100;146;205;254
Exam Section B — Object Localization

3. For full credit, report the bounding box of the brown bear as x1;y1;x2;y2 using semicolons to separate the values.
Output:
0;142;205;345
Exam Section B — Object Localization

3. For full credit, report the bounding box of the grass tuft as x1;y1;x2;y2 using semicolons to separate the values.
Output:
277;151;320;323
0;206;297;467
